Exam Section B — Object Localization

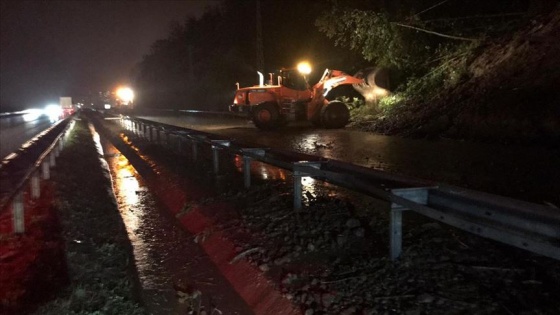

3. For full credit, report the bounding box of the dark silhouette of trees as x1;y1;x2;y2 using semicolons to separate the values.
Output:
316;0;539;78
134;4;253;110
133;0;550;110
133;0;363;110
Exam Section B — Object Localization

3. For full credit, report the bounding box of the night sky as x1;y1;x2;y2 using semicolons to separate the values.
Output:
0;0;218;111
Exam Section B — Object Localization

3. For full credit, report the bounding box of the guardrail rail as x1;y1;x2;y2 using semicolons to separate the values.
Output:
115;115;560;261
0;117;74;233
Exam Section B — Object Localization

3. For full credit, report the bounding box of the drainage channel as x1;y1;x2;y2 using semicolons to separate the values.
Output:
98;134;254;314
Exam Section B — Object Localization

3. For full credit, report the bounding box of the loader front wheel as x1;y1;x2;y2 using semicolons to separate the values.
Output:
253;102;281;130
321;101;350;129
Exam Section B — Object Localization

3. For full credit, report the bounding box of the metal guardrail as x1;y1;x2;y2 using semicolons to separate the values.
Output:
119;116;560;261
0;117;74;233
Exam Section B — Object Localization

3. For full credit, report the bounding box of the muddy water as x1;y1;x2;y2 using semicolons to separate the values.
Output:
138;115;560;205
98;137;252;314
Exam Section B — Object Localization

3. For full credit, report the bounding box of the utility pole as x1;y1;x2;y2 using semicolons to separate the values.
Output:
256;0;264;73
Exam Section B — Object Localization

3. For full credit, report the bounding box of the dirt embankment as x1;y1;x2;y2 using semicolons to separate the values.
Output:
369;7;560;146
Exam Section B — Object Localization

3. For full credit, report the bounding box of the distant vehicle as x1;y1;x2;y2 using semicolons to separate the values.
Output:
60;97;75;117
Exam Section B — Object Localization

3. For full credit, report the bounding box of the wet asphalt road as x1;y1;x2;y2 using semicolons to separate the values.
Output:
135;113;560;206
0;114;55;159
99;131;253;315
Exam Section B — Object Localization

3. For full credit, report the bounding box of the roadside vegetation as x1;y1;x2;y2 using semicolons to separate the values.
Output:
316;1;560;145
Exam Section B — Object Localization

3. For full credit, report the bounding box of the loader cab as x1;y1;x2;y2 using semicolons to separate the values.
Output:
279;69;309;91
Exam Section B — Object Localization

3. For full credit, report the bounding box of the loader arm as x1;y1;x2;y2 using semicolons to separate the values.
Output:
307;69;365;123
313;69;365;97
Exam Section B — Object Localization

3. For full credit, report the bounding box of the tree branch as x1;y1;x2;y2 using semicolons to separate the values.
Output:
423;12;525;24
414;0;451;17
393;22;477;41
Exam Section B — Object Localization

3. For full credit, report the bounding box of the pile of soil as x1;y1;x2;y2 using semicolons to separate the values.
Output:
367;7;560;146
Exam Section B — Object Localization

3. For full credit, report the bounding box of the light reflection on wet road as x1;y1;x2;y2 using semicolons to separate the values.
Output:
137;114;560;205
100;138;252;314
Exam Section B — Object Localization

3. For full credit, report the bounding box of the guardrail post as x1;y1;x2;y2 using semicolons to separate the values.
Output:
149;126;154;142
240;148;266;188
12;191;24;233
389;188;430;260
54;140;60;157
292;162;323;211
49;151;56;167
31;171;40;199
42;160;50;180
175;132;190;155
192;140;198;160
177;136;183;154
163;131;169;147
243;156;252;187
156;128;161;144
211;140;231;174
165;132;173;148
390;205;406;261
190;135;206;162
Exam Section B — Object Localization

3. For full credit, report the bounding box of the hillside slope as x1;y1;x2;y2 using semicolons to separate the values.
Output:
368;7;560;147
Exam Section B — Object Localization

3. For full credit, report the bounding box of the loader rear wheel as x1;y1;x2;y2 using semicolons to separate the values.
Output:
321;101;350;129
252;102;281;130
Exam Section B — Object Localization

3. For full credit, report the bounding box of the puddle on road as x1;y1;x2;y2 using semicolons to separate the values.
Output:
232;155;340;203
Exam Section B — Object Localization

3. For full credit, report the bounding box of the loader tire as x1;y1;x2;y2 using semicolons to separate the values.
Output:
321;101;350;129
252;102;281;130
